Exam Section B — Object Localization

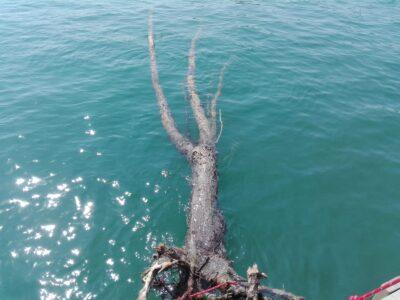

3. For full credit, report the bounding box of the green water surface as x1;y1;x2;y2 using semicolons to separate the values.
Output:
1;1;399;299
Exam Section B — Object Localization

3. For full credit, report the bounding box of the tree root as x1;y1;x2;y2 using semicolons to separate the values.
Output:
139;245;303;300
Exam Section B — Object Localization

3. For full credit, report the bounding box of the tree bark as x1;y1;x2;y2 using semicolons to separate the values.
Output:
139;15;303;299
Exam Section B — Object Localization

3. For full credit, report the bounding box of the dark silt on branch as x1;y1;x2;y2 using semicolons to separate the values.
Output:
139;15;303;300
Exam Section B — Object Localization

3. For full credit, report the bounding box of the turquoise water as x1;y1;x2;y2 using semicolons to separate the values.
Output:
1;1;400;299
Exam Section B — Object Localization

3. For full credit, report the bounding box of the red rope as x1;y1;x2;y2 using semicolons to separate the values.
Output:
348;277;400;300
189;281;238;298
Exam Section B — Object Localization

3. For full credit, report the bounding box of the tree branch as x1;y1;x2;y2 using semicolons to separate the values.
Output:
210;62;228;139
215;109;223;144
148;15;194;156
187;30;212;143
138;258;177;300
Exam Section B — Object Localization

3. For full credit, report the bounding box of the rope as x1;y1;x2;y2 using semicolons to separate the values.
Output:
189;281;238;298
348;277;400;300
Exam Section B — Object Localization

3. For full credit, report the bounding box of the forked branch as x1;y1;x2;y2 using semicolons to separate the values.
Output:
148;15;194;155
144;15;303;300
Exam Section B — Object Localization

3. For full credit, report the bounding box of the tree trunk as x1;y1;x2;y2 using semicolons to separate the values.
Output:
139;15;303;299
185;144;240;287
186;144;223;260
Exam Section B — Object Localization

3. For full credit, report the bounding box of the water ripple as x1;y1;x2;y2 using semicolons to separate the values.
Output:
1;1;400;299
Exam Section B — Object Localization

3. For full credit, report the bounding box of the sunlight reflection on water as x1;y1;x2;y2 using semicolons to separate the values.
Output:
2;123;172;299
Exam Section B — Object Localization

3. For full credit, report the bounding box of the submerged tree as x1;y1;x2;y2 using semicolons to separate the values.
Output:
139;16;303;299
